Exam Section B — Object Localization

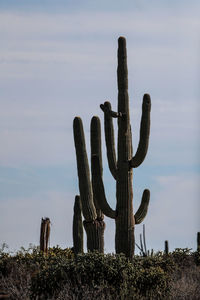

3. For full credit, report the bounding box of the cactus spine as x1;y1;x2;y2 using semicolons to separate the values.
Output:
73;116;105;253
73;195;83;255
93;37;151;259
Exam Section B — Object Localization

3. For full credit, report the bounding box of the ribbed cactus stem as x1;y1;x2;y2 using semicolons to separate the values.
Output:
99;37;151;259
197;232;200;252
135;190;150;224
115;36;134;258
83;219;105;252
73;195;83;255
91;116;103;220
129;94;151;168
73;116;105;253
92;154;116;219
164;240;169;255
40;217;50;254
100;102;117;179
73;117;97;221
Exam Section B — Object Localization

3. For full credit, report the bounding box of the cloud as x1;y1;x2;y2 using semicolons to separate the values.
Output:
0;190;75;251
0;10;199;68
141;173;200;252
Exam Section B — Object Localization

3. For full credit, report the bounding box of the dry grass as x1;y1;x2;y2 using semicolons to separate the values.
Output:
0;250;199;300
170;263;200;300
0;263;31;300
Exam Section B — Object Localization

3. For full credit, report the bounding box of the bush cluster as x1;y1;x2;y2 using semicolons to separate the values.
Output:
0;246;199;299
31;251;175;299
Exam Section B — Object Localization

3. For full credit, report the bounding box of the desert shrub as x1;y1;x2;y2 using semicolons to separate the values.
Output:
169;254;200;300
0;262;31;300
30;252;131;299
193;250;200;266
0;245;199;299
30;251;175;299
131;254;175;299
0;245;73;276
171;248;193;267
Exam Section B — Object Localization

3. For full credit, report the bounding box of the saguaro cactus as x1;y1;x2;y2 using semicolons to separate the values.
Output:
40;217;50;254
73;195;83;255
164;240;169;255
73;116;105;253
197;232;200;252
92;37;151;259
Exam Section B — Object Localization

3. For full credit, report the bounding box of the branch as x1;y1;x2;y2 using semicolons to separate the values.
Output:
90;116;104;220
134;189;150;224
92;154;116;219
100;101;118;179
129;94;151;168
73;117;97;221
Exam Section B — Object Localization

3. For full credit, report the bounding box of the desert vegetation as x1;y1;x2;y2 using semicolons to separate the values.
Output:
73;37;151;259
1;37;199;299
0;245;200;299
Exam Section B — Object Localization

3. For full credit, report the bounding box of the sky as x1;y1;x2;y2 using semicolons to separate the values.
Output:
0;0;199;254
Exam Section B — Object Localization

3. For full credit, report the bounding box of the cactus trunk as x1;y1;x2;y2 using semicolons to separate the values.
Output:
115;37;135;258
83;219;105;252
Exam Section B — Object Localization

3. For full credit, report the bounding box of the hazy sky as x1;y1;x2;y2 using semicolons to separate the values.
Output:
0;0;199;254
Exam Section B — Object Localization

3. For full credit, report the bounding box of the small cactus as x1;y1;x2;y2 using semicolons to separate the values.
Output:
164;240;169;255
73;195;83;255
197;232;200;252
40;217;50;254
136;224;148;257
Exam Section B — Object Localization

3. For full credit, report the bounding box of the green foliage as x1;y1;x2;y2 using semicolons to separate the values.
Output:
0;246;199;299
0;244;73;278
171;248;193;267
194;250;200;266
30;251;175;299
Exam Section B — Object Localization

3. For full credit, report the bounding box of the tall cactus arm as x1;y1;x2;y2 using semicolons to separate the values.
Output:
91;116;104;220
134;189;150;224
92;154;116;219
100;101;118;180
73;117;97;221
91;116;102;172
117;37;130;141
129;94;151;168
117;36;128;92
73;195;84;254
